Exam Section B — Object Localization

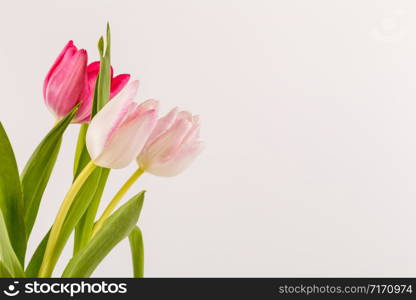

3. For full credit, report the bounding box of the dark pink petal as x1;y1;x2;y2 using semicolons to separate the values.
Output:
86;61;100;74
45;49;88;118
71;61;130;123
110;74;130;99
43;40;76;98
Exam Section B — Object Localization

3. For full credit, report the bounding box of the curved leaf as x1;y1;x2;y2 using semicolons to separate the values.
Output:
21;106;78;239
128;226;144;278
0;261;12;277
74;24;112;253
74;168;109;254
25;231;49;277
73;124;89;177
27;166;102;276
0;123;26;264
0;210;24;277
62;191;144;278
93;23;111;116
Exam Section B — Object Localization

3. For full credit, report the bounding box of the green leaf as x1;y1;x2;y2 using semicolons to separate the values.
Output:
74;168;109;254
21;106;78;240
41;166;103;276
72;124;92;254
128;226;144;278
0;210;24;277
26;166;103;277
0;260;12;277
72;124;109;256
74;23;112;254
98;36;104;57
98;24;111;111
0;123;26;264
73;124;89;177
93;24;111;115
62;192;145;278
106;22;111;56
25;231;49;277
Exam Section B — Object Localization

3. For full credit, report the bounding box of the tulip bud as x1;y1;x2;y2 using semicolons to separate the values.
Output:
86;81;159;169
43;41;88;121
137;108;204;177
75;62;130;123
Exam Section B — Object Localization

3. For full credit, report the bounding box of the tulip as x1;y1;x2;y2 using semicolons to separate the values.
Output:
44;41;130;123
137;108;204;177
92;107;203;236
76;61;130;123
86;80;159;169
43;41;88;121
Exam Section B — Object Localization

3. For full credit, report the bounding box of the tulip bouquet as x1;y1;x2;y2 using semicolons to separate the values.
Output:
0;24;203;278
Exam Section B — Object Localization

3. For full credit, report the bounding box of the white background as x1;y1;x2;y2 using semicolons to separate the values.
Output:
0;0;415;277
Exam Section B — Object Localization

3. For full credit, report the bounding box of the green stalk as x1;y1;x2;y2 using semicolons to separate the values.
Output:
39;161;96;277
91;168;144;237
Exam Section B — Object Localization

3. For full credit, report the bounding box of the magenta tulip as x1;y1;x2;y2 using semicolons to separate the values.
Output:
43;41;88;122
44;41;130;123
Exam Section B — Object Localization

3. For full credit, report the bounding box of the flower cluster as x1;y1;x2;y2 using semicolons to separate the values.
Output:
45;41;203;176
0;25;203;279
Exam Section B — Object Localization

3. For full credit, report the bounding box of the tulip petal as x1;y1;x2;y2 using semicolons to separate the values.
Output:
110;74;130;99
123;99;159;124
43;41;75;98
73;62;101;123
73;78;93;123
181;123;200;147
147;107;178;146
45;49;88;118
177;111;193;122
86;61;100;74
73;63;130;123
86;81;139;162
146;141;204;177
94;110;158;169
138;119;192;169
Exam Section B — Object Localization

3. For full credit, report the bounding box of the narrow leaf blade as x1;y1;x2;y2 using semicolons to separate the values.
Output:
21;106;77;239
26;166;103;277
128;226;144;278
0;261;12;277
63;192;145;278
0;123;26;264
25;231;49;277
97;24;111;112
74;168;109;254
74;23;112;253
73;123;89;177
0;210;24;277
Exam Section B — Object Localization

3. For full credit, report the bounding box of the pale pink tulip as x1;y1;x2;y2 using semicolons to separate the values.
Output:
44;41;87;121
86;81;159;169
76;61;130;123
137;108;204;177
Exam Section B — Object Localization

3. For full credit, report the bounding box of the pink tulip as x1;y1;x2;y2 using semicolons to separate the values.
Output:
137;108;204;177
44;41;87;121
86;81;159;169
44;41;130;123
76;61;130;123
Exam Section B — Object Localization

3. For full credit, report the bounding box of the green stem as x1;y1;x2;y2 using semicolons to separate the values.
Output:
91;167;144;237
39;160;96;277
